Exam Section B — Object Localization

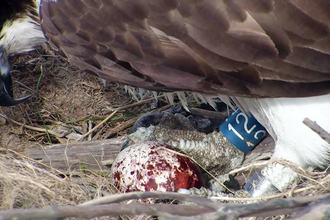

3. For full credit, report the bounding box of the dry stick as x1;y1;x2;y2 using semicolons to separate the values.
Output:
212;194;330;219
0;203;212;220
230;158;323;178
230;159;307;176
161;147;235;194
0;192;216;220
105;95;165;113
303;118;330;145
0;114;62;137
78;95;167;141
80;191;218;209
1;95;166;142
0;192;328;220
229;160;269;175
103;104;172;139
2;148;68;178
102;117;137;139
77;109;120;142
212;173;330;202
221;160;330;202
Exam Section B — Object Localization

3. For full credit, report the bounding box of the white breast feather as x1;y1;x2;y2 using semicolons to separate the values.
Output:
235;94;330;168
0;16;45;55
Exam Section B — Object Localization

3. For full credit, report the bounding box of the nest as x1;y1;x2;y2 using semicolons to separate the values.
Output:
0;50;330;220
0;153;112;209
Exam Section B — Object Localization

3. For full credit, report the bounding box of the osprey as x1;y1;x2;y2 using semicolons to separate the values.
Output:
1;0;330;192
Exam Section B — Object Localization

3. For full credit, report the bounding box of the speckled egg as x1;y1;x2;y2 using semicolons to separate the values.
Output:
111;142;205;193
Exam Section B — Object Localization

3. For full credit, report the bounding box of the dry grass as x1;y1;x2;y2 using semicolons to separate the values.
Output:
1;49;157;145
0;153;112;209
0;49;329;219
0;50;158;219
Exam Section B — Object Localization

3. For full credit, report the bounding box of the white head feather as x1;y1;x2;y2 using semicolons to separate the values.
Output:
0;0;45;55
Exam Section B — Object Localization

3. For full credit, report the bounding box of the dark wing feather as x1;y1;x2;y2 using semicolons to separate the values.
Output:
40;0;330;98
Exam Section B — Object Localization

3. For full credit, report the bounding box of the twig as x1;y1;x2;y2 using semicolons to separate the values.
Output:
303;118;330;145
212;174;330;202
105;95;166;113
0;203;211;220
80;191;218;209
161;147;235;194
79;96;169;141
0;114;62;137
229;160;270;174
205;194;330;220
35;64;53;143
3;148;68;178
230;159;321;178
103;117;137;139
103;104;172;139
0;192;328;220
77;109;119;141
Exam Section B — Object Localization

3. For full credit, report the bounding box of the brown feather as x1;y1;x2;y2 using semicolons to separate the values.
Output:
233;0;274;13
40;0;330;98
274;0;330;40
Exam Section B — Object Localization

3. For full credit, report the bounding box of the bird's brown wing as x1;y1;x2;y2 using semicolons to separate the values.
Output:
40;0;330;97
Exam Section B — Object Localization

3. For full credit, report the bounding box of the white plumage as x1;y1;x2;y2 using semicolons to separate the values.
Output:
235;95;330;190
0;1;45;55
0;18;45;55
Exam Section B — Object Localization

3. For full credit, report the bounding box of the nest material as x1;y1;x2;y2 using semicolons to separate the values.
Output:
0;50;329;219
0;153;105;209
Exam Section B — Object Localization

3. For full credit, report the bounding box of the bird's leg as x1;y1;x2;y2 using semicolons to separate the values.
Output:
236;95;330;196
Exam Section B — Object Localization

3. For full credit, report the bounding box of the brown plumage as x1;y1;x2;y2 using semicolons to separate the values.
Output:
39;0;330;98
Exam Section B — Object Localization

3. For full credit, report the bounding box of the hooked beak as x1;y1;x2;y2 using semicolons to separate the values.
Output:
0;47;31;106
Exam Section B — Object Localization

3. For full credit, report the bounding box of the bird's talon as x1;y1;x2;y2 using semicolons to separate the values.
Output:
0;80;31;106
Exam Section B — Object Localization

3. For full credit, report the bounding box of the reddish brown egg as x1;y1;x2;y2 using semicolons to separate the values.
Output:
111;142;205;193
